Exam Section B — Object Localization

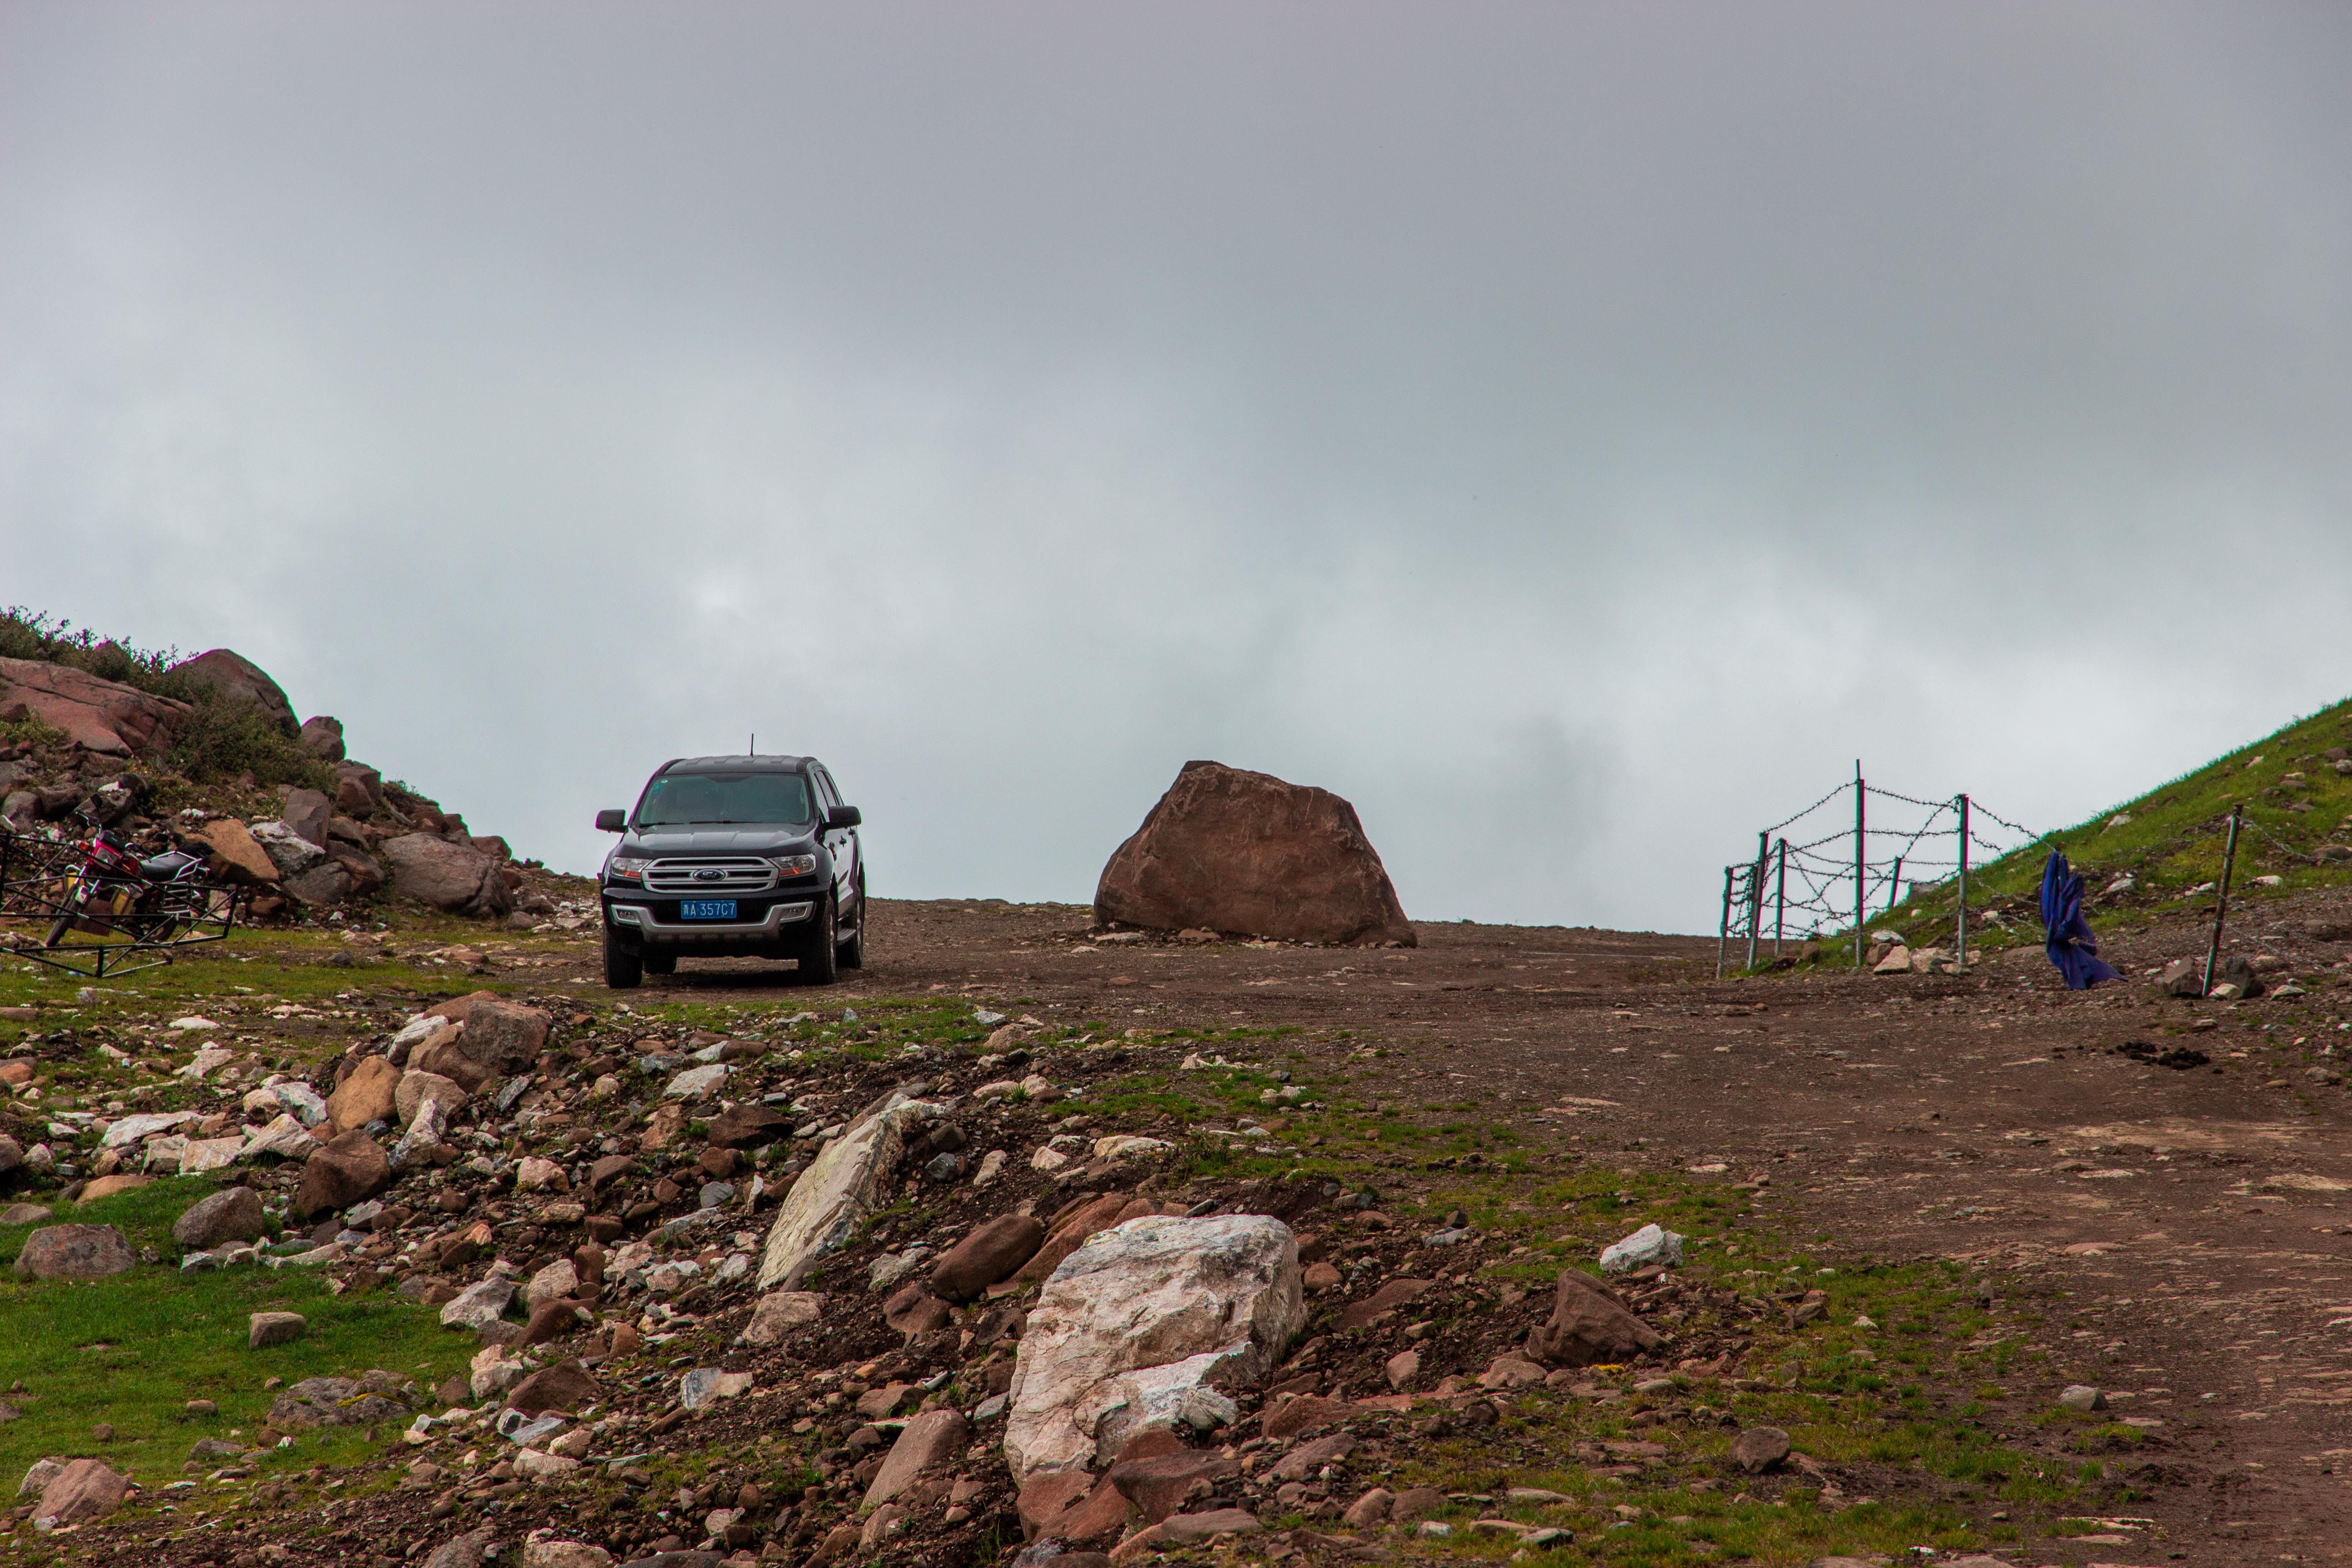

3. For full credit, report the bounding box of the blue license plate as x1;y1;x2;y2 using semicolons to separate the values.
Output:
679;900;738;921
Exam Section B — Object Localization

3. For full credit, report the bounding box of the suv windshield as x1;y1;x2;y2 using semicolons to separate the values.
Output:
635;771;814;827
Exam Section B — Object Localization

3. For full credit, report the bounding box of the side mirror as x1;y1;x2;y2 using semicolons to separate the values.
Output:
824;804;862;831
595;809;627;833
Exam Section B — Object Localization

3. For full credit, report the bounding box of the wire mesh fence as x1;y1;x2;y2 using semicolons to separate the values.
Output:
1715;764;2043;977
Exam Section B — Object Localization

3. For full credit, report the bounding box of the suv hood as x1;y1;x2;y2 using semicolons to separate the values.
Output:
622;827;818;857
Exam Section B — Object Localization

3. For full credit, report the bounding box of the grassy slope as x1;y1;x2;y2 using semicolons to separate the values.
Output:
1822;697;2352;960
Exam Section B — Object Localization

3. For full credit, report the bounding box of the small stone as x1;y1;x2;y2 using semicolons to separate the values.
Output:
1730;1425;1790;1472
2058;1384;2106;1413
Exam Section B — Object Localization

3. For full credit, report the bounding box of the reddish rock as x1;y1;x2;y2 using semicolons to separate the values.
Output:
327;1055;401;1132
384;834;514;918
1261;1394;1355;1440
33;1458;129;1526
13;1224;135;1280
294;1130;392;1219
882;1284;952;1338
298;716;346;762
282;787;333;848
931;1213;1046;1303
192;818;281;886
172;1186;266;1248
1108;1446;1241;1524
1731;1425;1792;1473
1524;1269;1663;1367
1335;1276;1434;1331
519;1299;588;1347
1013;1193;1134;1285
0;657;189;755
334;761;385;816
863;1409;969;1508
1019;1470;1133;1545
704;1103;790;1147
1094;760;1414;946
506;1361;598;1416
167;648;297;735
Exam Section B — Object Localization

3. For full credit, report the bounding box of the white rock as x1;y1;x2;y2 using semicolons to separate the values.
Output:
178;1136;245;1175
514;1157;569;1193
391;1100;446;1172
470;1345;530;1401
755;1089;947;1289
98;1110;198;1148
972;1150;1007;1188
868;1247;930;1291
525;1258;579;1308
441;1276;516;1330
1091;1135;1172;1163
239;1113;316;1161
513;1449;580;1482
742;1290;826;1348
664;1064;730;1100
177;1045;234;1081
268;1083;329;1127
387;1013;445;1053
679;1367;756;1410
249;819;326;875
522;1542;612;1568
167;1016;218;1032
972;1080;1022;1101
1004;1214;1304;1483
1031;1146;1070;1172
1599;1223;1685;1274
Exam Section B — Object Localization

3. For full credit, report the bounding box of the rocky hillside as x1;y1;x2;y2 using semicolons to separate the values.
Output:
0;609;571;927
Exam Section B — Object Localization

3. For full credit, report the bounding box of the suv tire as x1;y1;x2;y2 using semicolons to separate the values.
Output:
603;927;642;990
836;874;866;970
798;896;839;987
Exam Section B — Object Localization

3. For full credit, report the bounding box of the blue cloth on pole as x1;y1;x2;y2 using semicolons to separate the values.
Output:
2041;850;2120;990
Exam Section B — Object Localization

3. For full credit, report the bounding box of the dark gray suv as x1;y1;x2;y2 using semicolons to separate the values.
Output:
593;754;866;989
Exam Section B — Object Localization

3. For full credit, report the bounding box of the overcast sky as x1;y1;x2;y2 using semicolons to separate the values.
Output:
5;3;2349;932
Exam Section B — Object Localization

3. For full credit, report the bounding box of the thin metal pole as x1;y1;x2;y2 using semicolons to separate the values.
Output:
1853;764;1866;969
1716;865;1735;980
1955;794;1970;970
1773;838;1788;960
1889;855;1904;916
1746;830;1767;972
2201;805;2243;997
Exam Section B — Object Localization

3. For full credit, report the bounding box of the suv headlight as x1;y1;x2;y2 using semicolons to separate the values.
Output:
608;857;652;883
769;853;818;877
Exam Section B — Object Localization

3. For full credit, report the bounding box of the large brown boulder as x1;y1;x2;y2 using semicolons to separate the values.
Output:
173;1186;267;1248
167;648;298;735
0;657;190;755
383;833;514;918
1524;1269;1663;1367
294;1130;392;1219
1094;761;1414;946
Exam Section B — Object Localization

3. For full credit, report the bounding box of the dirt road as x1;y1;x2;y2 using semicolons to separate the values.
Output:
579;894;2352;1562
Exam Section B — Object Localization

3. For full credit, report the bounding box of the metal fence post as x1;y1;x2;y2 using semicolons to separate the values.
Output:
1853;764;1866;968
1773;838;1788;960
2201;805;2244;997
1745;830;1767;972
1716;865;1735;980
1889;854;1904;916
1955;793;1969;970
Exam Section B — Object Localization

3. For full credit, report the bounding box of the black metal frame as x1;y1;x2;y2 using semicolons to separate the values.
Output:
0;827;245;980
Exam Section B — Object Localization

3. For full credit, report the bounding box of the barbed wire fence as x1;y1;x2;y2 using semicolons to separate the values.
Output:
1715;762;2044;979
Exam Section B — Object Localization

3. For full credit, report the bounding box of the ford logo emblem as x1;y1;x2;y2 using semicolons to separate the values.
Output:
692;869;725;882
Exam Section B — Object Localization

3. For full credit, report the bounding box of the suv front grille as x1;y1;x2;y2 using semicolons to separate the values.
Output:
644;857;778;895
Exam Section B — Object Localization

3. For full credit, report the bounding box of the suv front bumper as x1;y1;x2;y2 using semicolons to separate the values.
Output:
604;898;815;944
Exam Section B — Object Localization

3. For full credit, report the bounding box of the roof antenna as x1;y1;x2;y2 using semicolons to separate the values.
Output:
750;732;755;757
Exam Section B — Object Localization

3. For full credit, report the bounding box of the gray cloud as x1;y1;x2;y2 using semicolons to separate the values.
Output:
5;2;2348;929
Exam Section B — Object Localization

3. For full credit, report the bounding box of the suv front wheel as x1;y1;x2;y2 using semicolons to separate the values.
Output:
603;926;642;990
797;896;839;986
